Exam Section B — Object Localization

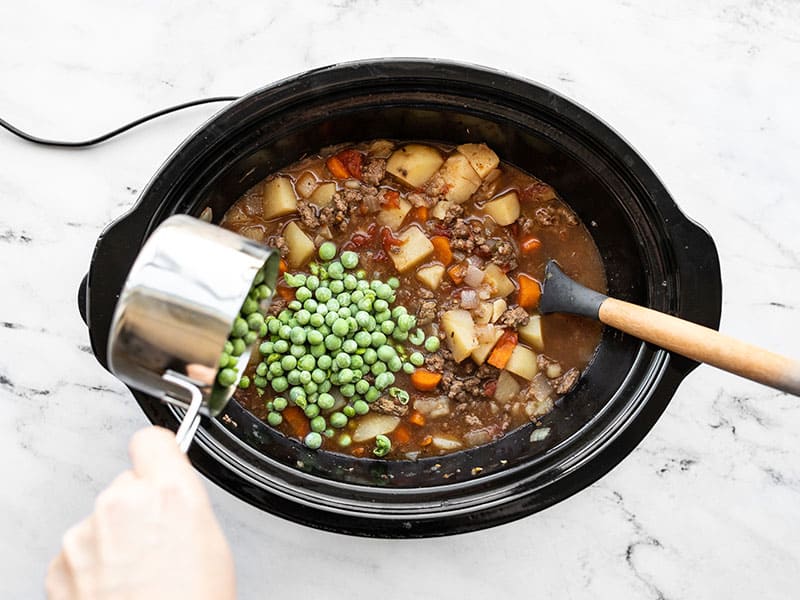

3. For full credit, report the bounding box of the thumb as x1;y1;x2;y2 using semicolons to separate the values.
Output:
129;426;198;486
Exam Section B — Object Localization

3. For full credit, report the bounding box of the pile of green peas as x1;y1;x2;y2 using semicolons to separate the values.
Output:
253;241;440;451
216;268;272;388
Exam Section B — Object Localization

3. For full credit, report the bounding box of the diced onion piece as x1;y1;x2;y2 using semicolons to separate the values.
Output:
464;264;485;288
389;226;434;273
262;176;298;220
283;221;315;268
464;428;492;447
517;315;544;351
483;191;520;226
352;414;400;442
413;397;451;418
441;309;479;362
460;288;479;309
529;373;554;403
456;143;500;179
494;370;521;404
529;427;551;442
309;181;337;207
199;206;213;222
295;171;318;198
431;436;462;451
386;144;444;188
505;345;538;380
431;200;453;220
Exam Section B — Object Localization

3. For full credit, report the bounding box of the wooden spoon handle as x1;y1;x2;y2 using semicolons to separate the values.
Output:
598;297;800;395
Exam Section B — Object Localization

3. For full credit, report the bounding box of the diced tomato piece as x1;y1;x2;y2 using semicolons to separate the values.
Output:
335;149;363;180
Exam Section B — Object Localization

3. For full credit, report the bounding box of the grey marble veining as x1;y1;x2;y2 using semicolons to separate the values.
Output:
1;0;799;598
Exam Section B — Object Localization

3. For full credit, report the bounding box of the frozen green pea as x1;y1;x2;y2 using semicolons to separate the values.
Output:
304;381;318;395
403;361;415;374
273;339;289;354
387;277;400;289
375;372;394;390
340;251;359;269
424;336;441;352
340;383;356;397
338;368;354;384
329;411;348;428
373;299;389;313
370;332;387;347
271;377;288;392
380;320;395;335
280;355;297;371
243;331;258;345
278;310;292;323
284;272;305;287
278;325;292;340
231;317;248;338
326;298;340;312
350;355;364;370
268;362;284;377
410;351;425;366
357;298;372;312
355;379;370;395
242;297;259;316
254;375;268;388
309;344;326;358
329;280;344;294
342;339;358;354
257;284;272;299
377;345;396;362
295;309;311;325
287;300;302;312
295;286;311;302
365;386;380;402
315;303;329;316
353;399;370;415
315;287;332;302
290;327;307;345
351;290;364;303
319;241;337;261
309;314;325;329
246;312;264;330
286;370;301;385
267;412;283;426
307;330;323;346
317;355;333;370
223;340;234;355
290;344;306;358
231;338;246;357
327;261;344;279
219;352;231;368
299;370;312;385
337;307;350;320
310;416;326;433
336;292;351;307
409;328;425;345
304;432;323;449
238;375;251;389
267;319;280;335
305;275;320;291
371;361;387;376
343;405;356;418
293;395;308;409
343;274;358;290
391;306;407;319
388;356;403;372
373;434;391;457
324;335;342;351
392;329;408;341
335;353;351;369
259;341;273;356
354;331;371;348
255;362;267;377
298;355;315;371
304;403;320;418
317;393;335;410
363;348;378;365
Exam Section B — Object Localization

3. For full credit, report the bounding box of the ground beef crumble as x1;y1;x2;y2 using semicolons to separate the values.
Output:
499;305;530;328
371;395;409;416
361;158;386;186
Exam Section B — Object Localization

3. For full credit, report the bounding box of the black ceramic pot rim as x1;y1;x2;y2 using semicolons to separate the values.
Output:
80;58;722;537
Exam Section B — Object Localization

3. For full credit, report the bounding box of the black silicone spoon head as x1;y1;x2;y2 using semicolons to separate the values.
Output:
539;260;609;319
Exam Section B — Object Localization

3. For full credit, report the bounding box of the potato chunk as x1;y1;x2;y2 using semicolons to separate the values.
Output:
389;226;434;273
518;315;544;351
416;264;445;290
295;172;317;199
471;326;503;365
441;309;479;362
309;182;337;207
483;263;515;298
262;177;298;220
352;414;400;442
505;345;538;381
386;144;444;188
431;200;453;220
483;190;520;226
438;153;481;204
283;221;315;268
377;197;412;230
457;143;500;179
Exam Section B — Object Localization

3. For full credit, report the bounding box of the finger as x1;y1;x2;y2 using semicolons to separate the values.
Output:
129;426;197;486
46;552;78;600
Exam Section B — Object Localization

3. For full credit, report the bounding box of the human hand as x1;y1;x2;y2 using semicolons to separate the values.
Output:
46;426;236;600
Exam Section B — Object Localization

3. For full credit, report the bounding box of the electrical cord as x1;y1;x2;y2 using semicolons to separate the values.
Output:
0;96;239;148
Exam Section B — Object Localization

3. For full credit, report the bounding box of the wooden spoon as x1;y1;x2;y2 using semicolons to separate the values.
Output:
539;260;800;396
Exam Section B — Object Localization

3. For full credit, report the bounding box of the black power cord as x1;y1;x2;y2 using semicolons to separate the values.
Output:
0;96;239;148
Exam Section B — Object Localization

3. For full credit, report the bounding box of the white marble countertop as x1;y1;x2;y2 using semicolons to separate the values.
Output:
2;1;799;598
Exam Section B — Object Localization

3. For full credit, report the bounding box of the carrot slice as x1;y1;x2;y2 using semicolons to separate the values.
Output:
335;149;363;180
393;424;411;445
431;236;453;266
278;258;288;275
520;236;542;254
411;206;429;222
408;411;426;427
281;406;309;437
517;273;542;309
420;435;433;447
381;190;400;209
447;261;467;284
487;330;518;369
326;156;350;179
410;369;443;391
